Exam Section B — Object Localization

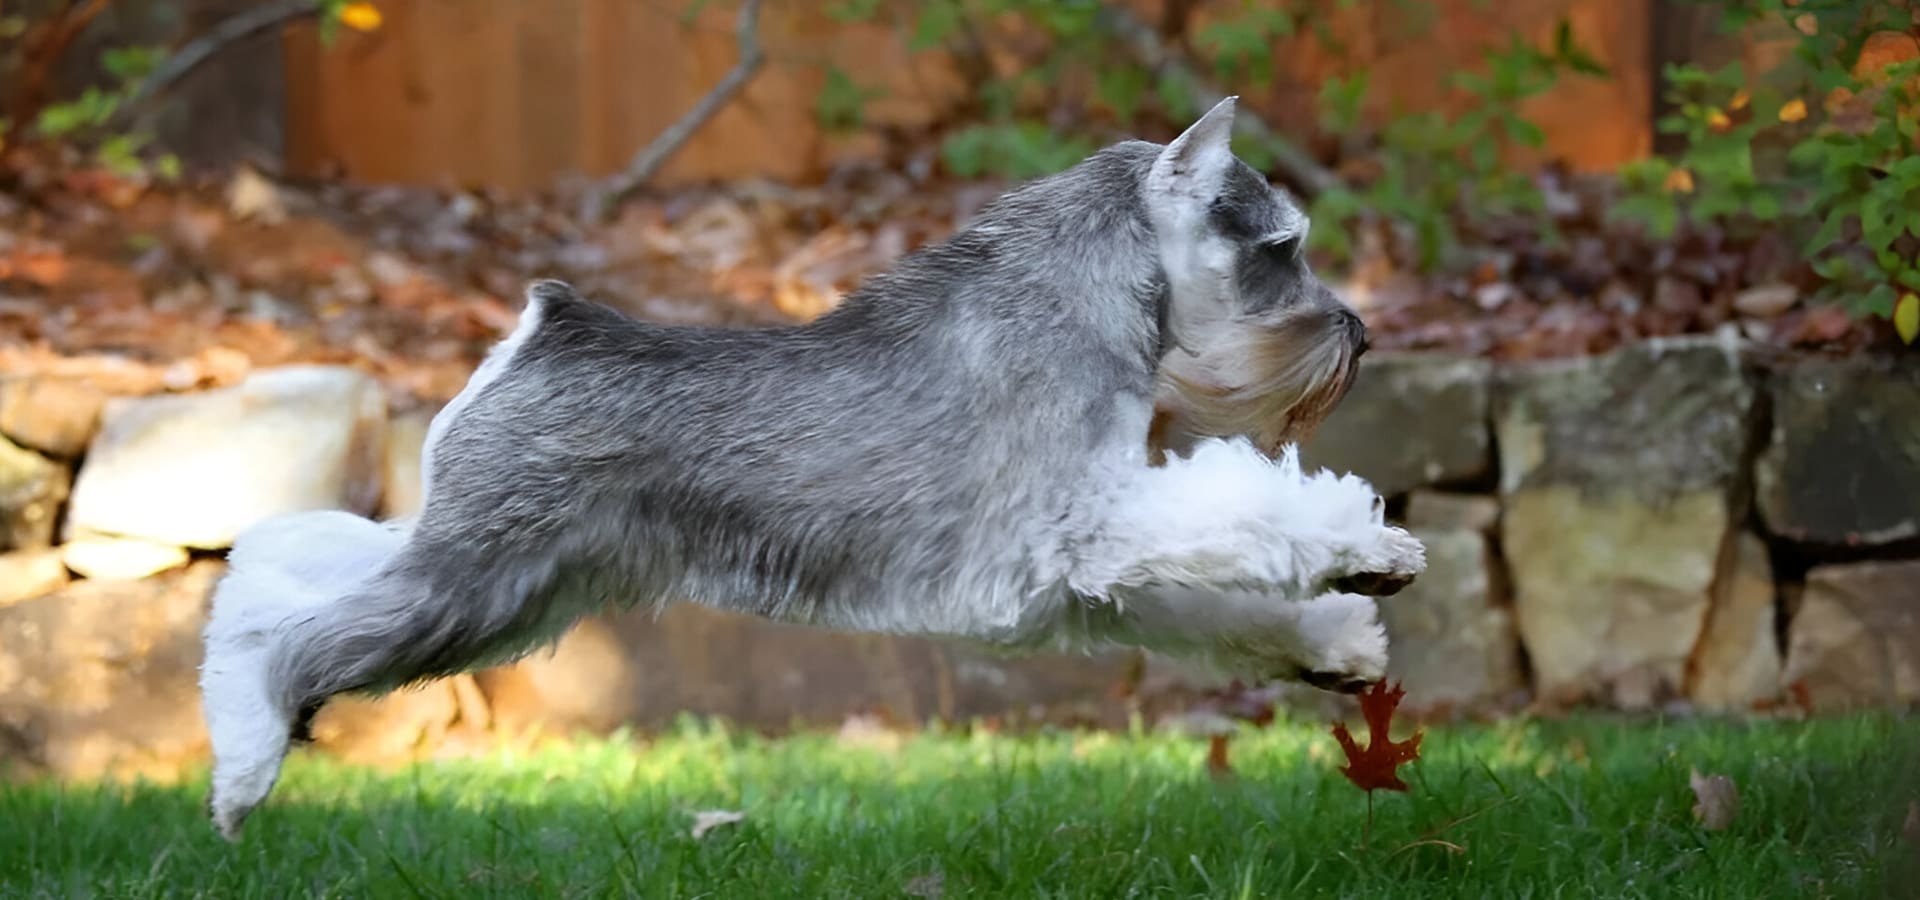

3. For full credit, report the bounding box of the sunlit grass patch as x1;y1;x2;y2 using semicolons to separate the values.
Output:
4;711;1915;898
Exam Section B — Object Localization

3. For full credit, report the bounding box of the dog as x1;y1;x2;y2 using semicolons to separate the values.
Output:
198;98;1425;839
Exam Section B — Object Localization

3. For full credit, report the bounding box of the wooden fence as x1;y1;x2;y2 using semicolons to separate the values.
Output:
281;0;1663;191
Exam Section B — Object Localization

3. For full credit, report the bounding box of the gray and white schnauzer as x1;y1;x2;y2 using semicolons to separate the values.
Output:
199;98;1425;839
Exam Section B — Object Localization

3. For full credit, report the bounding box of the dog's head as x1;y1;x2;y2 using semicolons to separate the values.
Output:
1141;98;1367;456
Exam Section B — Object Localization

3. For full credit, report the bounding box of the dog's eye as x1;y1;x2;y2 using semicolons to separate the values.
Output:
1264;235;1303;262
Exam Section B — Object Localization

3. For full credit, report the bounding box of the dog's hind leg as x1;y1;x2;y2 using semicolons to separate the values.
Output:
200;510;414;840
202;280;585;839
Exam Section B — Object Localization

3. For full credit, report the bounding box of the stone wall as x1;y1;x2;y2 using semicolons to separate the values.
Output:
1300;333;1920;716
3;334;1916;781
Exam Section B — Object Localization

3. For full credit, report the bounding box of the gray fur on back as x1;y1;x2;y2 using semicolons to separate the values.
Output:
431;145;1170;628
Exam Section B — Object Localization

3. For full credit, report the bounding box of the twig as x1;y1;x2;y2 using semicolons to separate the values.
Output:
1415;793;1518;841
1093;4;1342;198
1389;839;1467;858
115;0;322;128
594;0;766;216
111;0;324;130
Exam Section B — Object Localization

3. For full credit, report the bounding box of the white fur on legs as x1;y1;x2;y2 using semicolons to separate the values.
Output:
1286;591;1392;682
1067;437;1425;606
1108;583;1389;683
200;510;404;840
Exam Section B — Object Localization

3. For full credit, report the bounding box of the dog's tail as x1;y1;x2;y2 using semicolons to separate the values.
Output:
199;508;410;840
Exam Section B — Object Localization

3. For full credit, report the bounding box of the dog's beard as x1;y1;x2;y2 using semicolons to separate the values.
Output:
1148;311;1361;460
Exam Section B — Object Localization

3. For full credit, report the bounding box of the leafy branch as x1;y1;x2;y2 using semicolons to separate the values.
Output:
1092;3;1339;197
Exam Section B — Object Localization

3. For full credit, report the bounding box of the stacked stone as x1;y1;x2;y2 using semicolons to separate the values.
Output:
1302;334;1919;715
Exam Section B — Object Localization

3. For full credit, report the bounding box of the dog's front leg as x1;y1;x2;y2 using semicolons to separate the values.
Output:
1065;437;1425;605
1098;586;1389;690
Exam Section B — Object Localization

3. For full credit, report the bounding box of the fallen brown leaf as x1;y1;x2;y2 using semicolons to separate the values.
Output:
1206;733;1233;779
689;809;744;839
1689;768;1739;831
903;872;945;898
227;166;289;224
836;710;906;753
1733;283;1799;319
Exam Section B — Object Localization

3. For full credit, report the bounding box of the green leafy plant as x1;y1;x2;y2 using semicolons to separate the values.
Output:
804;0;1597;218
1791;58;1920;324
4;1;383;180
1308;19;1608;268
30;43;180;180
1614;0;1920;336
940;122;1097;179
815;66;887;133
813;0;1332;181
1193;2;1299;87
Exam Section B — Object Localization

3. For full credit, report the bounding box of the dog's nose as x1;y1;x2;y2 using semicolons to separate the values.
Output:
1336;308;1369;356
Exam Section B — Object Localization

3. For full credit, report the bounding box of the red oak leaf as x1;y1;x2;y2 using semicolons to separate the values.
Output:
1330;681;1424;793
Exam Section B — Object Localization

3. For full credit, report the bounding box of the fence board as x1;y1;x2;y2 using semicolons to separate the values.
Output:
282;0;1658;189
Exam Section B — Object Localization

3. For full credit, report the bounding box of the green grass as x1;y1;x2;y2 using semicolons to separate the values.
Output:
5;711;1917;899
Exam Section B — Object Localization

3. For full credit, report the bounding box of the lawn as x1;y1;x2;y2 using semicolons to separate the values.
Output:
4;710;1916;899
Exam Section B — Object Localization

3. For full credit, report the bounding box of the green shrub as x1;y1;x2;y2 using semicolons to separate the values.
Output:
1614;0;1920;334
3;1;379;181
803;0;1596;274
1308;21;1607;268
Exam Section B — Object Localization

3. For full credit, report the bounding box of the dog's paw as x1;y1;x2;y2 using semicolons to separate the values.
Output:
1297;668;1377;694
1328;526;1425;597
1287;592;1389;690
1330;569;1414;598
200;637;293;842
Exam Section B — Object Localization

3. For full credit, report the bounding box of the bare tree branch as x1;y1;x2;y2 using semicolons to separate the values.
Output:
112;0;323;130
7;0;116;127
594;0;766;215
1094;4;1342;197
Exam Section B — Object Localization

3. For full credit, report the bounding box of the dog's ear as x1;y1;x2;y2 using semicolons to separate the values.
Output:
1149;96;1237;202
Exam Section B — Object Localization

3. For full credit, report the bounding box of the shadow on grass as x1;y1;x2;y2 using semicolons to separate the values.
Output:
4;712;1918;898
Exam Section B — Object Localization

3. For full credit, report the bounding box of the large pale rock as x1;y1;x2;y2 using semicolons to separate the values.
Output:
64;366;387;549
60;535;190;581
1756;358;1920;546
0;561;221;782
380;406;437;519
1686;533;1783;712
0;555;499;778
1504;489;1731;708
309;673;491;764
1301;353;1493;496
0;375;108;458
1380;527;1523;714
475;604;1145;734
0;437;68;551
0;550;68;607
1497;335;1759;707
1782;560;1920;711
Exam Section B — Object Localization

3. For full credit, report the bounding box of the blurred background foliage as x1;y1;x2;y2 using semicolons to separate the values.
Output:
2;0;1917;342
789;0;1920;334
